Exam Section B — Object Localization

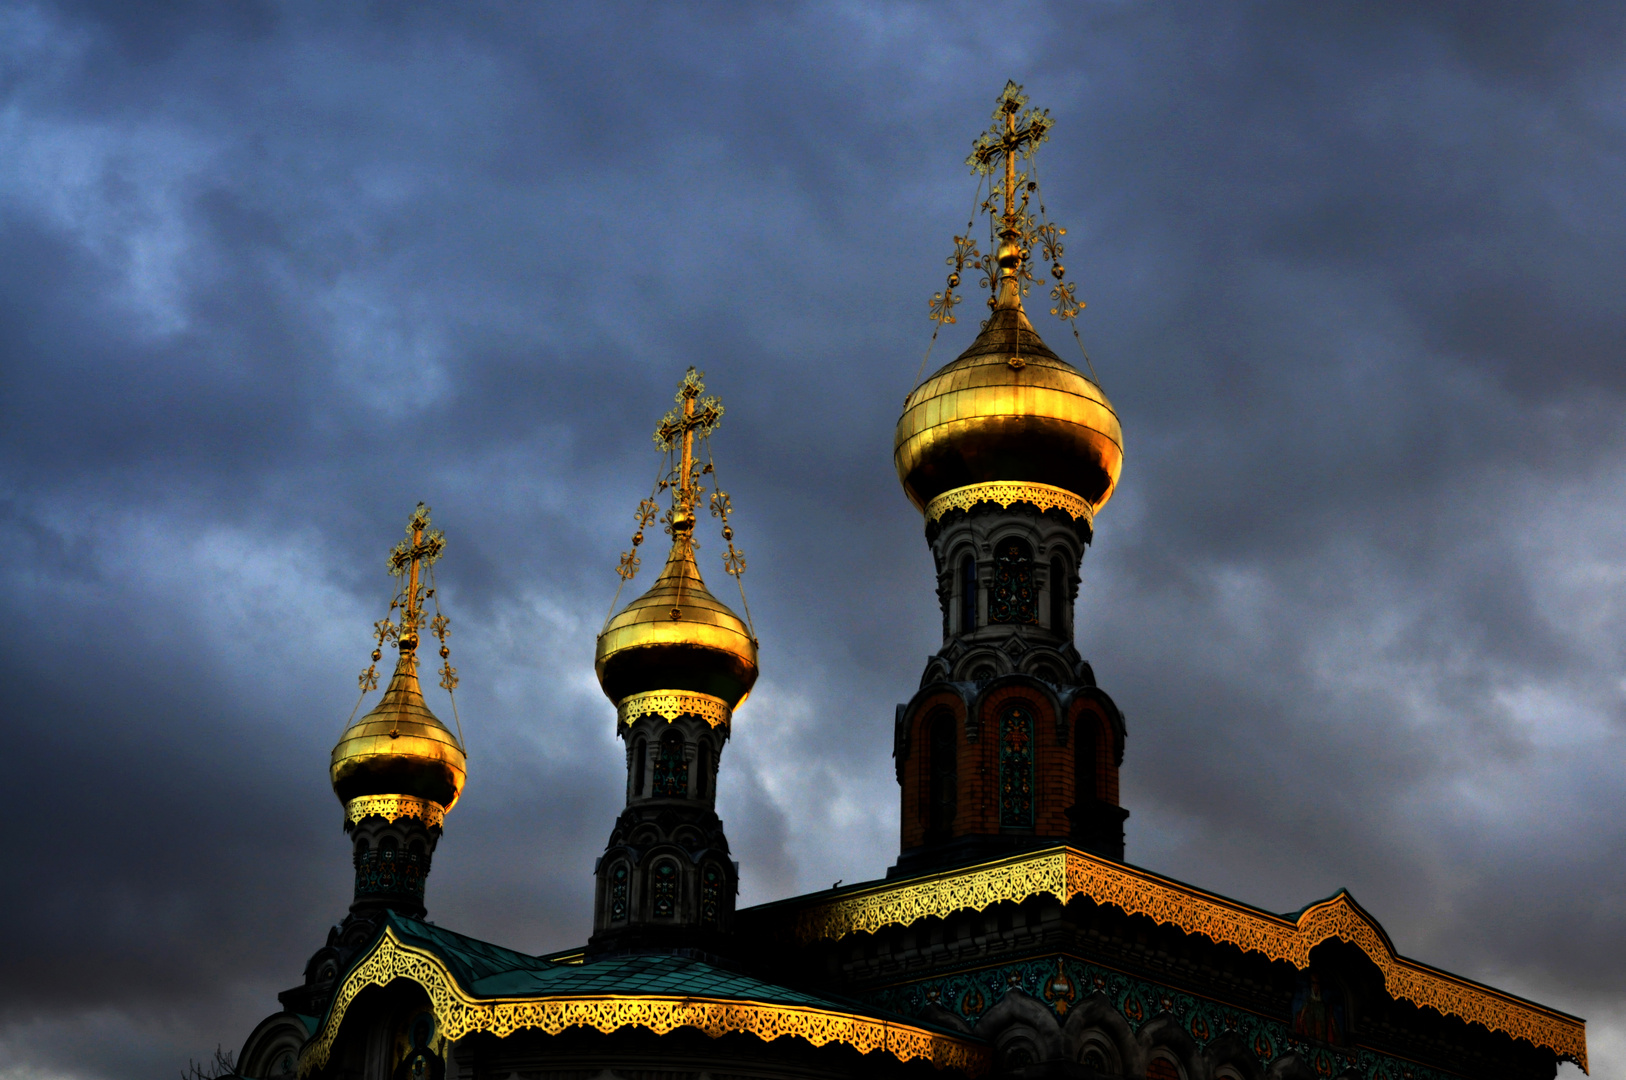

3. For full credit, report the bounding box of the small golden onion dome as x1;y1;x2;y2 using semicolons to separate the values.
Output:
331;658;467;811
595;518;759;710
894;304;1123;516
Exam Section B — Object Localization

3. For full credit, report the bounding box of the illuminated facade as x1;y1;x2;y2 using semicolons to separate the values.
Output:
232;85;1586;1080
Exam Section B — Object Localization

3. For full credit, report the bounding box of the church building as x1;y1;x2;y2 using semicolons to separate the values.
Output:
232;84;1587;1080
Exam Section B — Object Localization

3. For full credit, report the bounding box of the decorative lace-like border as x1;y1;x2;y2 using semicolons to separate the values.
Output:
924;482;1093;525
300;927;989;1075
788;847;1586;1070
616;690;733;731
344;795;445;829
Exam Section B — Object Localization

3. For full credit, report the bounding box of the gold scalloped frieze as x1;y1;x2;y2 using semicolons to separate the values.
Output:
924;482;1093;525
299;928;988;1076
790;848;1586;1070
616;689;733;731
344;795;446;829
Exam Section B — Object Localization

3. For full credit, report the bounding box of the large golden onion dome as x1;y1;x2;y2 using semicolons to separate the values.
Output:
595;517;758;709
897;79;1122;523
895;305;1122;517
331;503;467;816
331;658;467;810
595;368;758;720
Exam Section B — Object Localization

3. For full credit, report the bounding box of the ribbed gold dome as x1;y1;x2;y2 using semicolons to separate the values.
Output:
895;305;1122;516
595;523;758;709
331;659;467;810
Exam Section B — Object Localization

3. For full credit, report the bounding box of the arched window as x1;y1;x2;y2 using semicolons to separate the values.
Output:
927;712;957;840
653;730;687;796
999;704;1035;828
1146;1057;1182;1080
608;861;630;922
990;537;1037;624
651;860;679;918
959;554;977;633
696;741;710;798
700;863;723;926
1075;713;1097;805
632;737;646;797
1049;555;1068;633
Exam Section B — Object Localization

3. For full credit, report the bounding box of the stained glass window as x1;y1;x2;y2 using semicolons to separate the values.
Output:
652;730;687;797
990;538;1037;624
610;862;629;922
999;704;1035;828
701;863;722;926
652;860;678;918
632;737;646;797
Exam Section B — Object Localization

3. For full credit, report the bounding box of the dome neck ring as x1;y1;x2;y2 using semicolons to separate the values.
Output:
616;689;733;734
925;481;1094;526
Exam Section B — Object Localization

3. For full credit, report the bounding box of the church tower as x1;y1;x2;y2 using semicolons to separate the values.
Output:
891;83;1128;876
591;368;758;956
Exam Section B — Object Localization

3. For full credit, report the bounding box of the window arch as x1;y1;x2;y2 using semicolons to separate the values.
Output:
959;554;977;633
632;736;646;797
653;730;687;796
999;703;1036;828
1049;555;1068;633
650;859;679;918
990;537;1037;624
927;711;957;840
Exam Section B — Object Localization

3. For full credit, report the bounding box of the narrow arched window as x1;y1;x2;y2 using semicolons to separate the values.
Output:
960;554;977;633
632;737;646;797
990;538;1037;624
700;863;723;926
999;704;1036;828
1075;713;1097;806
651;860;678;918
608;861;630;922
927;712;957;839
696;741;710;798
653;730;688;796
1049;555;1068;634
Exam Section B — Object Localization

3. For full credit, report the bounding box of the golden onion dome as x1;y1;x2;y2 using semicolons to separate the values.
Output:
895;304;1122;518
595;517;758;710
331;658;467;810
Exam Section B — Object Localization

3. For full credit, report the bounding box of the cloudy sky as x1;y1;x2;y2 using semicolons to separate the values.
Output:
2;2;1624;1076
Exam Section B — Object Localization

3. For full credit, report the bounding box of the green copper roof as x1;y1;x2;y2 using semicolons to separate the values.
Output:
374;912;966;1034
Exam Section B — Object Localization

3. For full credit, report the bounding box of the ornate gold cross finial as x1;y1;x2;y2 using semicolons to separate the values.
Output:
608;368;752;632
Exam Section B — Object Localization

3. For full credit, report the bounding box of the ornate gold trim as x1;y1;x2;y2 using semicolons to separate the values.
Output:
788;847;1586;1070
344;795;446;829
924;482;1093;525
616;689;733;731
300;927;989;1076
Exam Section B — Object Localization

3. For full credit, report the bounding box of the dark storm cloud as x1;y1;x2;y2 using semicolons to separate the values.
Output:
2;2;1624;1076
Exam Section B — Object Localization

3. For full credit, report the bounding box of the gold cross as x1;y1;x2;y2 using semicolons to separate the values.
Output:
654;368;723;524
967;81;1052;230
387;502;444;660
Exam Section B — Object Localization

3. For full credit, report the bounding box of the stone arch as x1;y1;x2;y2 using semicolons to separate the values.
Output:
1136;1013;1200;1080
1062;992;1135;1073
974;988;1063;1062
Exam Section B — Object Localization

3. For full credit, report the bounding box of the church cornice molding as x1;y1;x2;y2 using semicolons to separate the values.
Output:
774;846;1587;1069
300;925;991;1076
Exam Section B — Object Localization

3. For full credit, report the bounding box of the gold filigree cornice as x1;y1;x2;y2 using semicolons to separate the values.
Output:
344;795;445;829
300;927;989;1076
785;847;1586;1070
616;689;733;731
924;482;1093;526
